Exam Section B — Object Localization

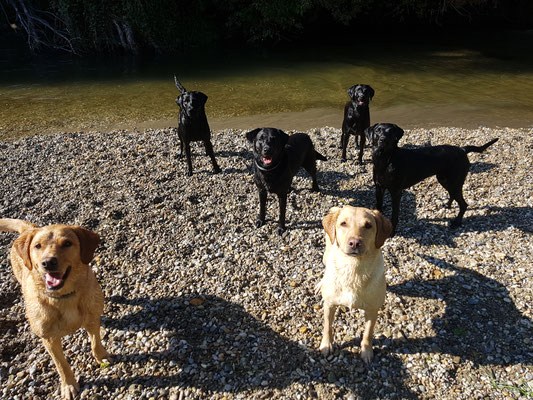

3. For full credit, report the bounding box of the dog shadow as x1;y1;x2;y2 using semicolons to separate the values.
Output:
469;162;498;174
96;294;417;399
388;254;532;368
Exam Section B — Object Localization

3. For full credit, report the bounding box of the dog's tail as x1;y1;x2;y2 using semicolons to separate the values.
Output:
315;151;327;161
462;138;499;154
0;219;38;234
174;74;187;93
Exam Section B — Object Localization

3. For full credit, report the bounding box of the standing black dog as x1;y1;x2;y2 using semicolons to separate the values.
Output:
341;84;375;163
366;123;498;234
246;128;327;235
174;75;221;176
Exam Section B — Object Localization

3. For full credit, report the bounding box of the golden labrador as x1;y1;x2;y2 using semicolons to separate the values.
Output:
315;206;392;363
0;218;111;399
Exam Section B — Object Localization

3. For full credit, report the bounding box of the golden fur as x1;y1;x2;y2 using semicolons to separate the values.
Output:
1;218;111;400
315;206;392;363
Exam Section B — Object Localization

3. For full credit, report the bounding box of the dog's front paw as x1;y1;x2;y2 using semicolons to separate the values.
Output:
360;345;374;364
60;380;80;400
277;226;286;235
255;219;265;228
213;166;222;174
186;170;193;177
340;157;347;163
319;338;334;356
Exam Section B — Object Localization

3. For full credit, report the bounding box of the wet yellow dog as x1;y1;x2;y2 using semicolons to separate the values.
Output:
1;218;112;399
316;206;392;363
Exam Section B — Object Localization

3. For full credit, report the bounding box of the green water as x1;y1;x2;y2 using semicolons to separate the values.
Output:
2;31;533;139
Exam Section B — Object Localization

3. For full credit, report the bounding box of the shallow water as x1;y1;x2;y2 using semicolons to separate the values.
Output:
2;31;533;139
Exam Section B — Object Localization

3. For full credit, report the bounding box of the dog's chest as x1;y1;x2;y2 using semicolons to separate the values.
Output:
323;259;368;309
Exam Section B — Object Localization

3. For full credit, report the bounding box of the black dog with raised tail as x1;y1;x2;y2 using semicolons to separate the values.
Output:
174;75;221;176
366;123;498;235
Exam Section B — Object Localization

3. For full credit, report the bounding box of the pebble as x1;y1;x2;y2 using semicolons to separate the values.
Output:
0;126;531;399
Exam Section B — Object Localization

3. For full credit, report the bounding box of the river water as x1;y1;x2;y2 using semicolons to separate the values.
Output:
1;30;533;139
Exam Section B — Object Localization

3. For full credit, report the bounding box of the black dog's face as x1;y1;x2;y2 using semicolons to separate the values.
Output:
347;84;375;107
365;123;404;152
246;128;289;168
176;91;208;117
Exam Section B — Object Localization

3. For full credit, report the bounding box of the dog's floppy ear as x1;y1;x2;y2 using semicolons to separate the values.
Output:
368;86;375;100
279;129;290;147
393;125;404;143
71;226;100;264
347;85;357;100
365;124;376;142
13;229;37;270
322;207;341;245
369;210;392;248
197;92;208;105
245;128;262;144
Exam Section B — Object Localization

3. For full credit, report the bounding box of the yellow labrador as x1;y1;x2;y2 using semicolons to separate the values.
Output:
0;218;111;399
315;206;392;363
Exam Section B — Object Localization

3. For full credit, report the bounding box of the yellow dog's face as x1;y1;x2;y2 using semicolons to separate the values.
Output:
322;206;392;256
14;225;100;293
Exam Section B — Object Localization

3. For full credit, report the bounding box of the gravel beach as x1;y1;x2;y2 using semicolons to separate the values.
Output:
0;126;532;400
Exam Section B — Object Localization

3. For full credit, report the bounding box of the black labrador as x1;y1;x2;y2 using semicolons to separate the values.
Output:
341;84;375;164
366;123;498;234
246;127;327;235
174;75;221;176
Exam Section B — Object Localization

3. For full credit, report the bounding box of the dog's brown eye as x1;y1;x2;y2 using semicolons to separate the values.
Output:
340;221;347;227
35;243;41;249
63;240;72;248
364;222;372;229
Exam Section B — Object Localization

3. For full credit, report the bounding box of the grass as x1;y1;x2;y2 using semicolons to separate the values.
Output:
485;368;533;397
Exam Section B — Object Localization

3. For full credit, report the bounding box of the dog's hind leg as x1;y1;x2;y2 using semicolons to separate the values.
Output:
204;140;221;174
42;337;79;400
302;157;320;192
448;187;468;228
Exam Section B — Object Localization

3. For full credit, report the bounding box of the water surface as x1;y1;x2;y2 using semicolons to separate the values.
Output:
2;31;532;139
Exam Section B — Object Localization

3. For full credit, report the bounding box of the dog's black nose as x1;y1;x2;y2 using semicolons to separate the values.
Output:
42;257;58;271
348;238;362;250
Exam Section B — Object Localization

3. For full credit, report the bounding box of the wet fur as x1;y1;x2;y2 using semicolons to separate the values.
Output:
0;219;111;400
316;206;392;363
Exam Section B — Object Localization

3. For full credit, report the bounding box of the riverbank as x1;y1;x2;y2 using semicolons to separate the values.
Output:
1;126;532;399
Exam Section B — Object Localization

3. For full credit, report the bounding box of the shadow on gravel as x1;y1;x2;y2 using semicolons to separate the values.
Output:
469;162;498;174
388;254;532;368
99;295;417;399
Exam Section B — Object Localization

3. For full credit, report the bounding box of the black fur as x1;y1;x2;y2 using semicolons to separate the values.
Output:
246;127;327;235
175;75;221;176
366;123;498;235
341;84;375;164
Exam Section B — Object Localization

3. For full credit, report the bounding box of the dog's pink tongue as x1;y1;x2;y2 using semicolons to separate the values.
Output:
45;273;62;288
263;157;272;165
359;101;365;105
